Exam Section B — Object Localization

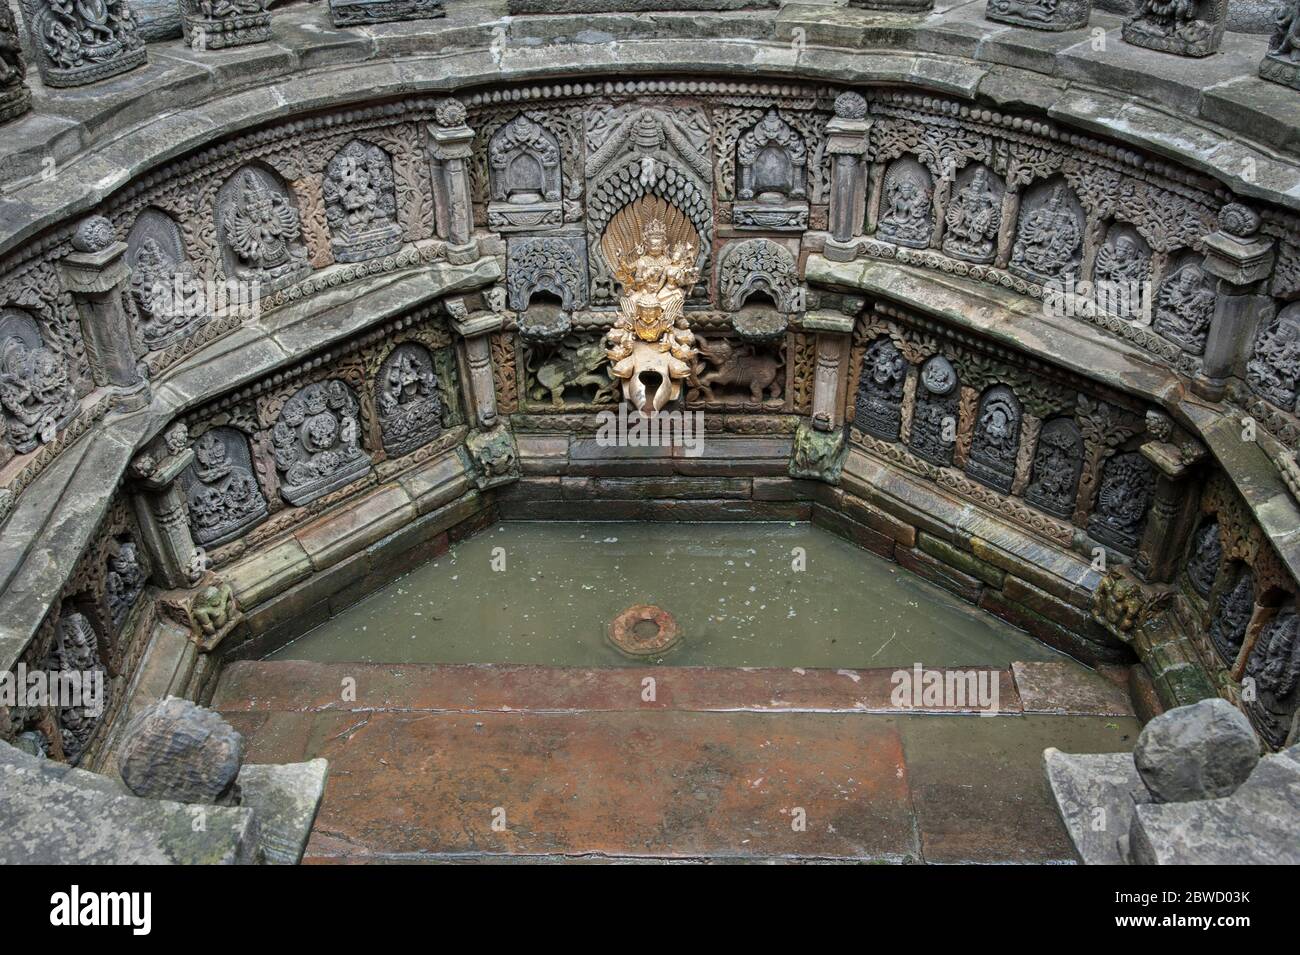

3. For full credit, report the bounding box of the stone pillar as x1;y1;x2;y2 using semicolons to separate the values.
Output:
128;428;201;590
804;309;856;431
0;2;32;124
824;93;871;262
1193;204;1275;402
447;297;503;429
1135;414;1206;584
428;99;479;266
57;216;150;412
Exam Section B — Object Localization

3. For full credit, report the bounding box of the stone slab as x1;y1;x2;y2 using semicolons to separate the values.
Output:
237;759;330;865
1013;661;1134;716
1043;748;1149;865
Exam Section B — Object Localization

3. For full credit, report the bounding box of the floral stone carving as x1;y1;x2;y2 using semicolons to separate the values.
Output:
602;199;699;416
1261;0;1300;91
216;166;309;290
854;337;907;440
1010;182;1084;285
1088;451;1155;554
1243;607;1300;747
329;0;443;27
376;342;443;457
489;114;563;232
942;166;1002;264
966;385;1022;494
0;308;77;456
183;427;269;547
507;235;589;312
733;109;808;231
1152;258;1216;355
0;1;32;122
1122;0;1227;57
877;157;934;250
271;380;371;506
1024;417;1084;518
1208;566;1254;665
717;238;801;315
909;355;959;467
21;0;147;88
986;0;1090;31
180;0;271;50
324;140;404;264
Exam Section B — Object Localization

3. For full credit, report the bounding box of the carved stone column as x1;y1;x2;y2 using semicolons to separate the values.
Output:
428;99;479;265
447;297;503;429
1193;204;1275;402
0;2;32;123
804;309;856;431
58;216;150;412
128;428;201;590
1135;417;1206;584
824;93;871;262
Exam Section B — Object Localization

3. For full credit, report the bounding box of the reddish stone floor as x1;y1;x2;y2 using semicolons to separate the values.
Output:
214;661;1140;863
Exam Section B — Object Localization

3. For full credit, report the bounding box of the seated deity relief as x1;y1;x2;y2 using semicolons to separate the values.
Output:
127;209;208;350
965;385;1022;494
1122;0;1227;58
908;355;959;466
376;342;444;456
47;610;107;763
105;537;147;632
1247;302;1300;413
1153;255;1216;354
1088;450;1156;555
601;197;701;417
1024;416;1084;518
853;337;907;441
942;165;1002;264
1092;224;1151;321
1208;564;1254;666
1183;520;1222;600
1243;604;1300;747
1261;0;1300;91
1010;180;1084;285
183;426;270;548
0;308;77;456
216;165;309;291
271;379;371;506
324;140;404;264
876;157;934;250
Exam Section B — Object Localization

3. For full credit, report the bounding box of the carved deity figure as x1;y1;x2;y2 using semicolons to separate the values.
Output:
1247;305;1300;411
1011;184;1082;281
49;611;106;762
1025;418;1084;517
272;380;371;505
0;322;76;455
1093;231;1149;319
323;141;402;263
877;161;933;249
1088;451;1156;554
222;170;302;278
942;167;1001;263
966;386;1021;493
376;344;443;456
1209;568;1254;665
185;429;269;547
1184;521;1221;598
909;356;959;466
854;338;907;440
1153;261;1216;354
28;0;145;86
1244;607;1300;746
0;1;31;122
602;208;700;416
130;237;206;348
105;540;146;630
1123;0;1223;56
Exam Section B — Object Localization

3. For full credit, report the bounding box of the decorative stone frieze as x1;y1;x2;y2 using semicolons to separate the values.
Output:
1260;1;1300;91
488;115;563;233
1088;451;1156;556
1121;0;1227;57
986;0;1090;31
323;140;404;264
20;0;146;88
941;165;1002;265
271;379;371;506
717;239;801;314
1024;417;1084;518
329;0;443;27
0;307;77;456
876;157;934;250
853;337;906;440
58;216;150;412
181;427;269;549
1009;180;1084;285
965;385;1022;494
506;235;589;312
908;355;959;467
180;0;271;51
848;0;932;10
1243;606;1300;746
733;109;808;231
0;1;32;123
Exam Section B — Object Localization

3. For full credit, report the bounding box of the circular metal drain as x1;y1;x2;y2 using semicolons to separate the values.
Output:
608;604;681;657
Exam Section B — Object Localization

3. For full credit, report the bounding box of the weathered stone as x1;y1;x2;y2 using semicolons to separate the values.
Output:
118;697;245;805
1132;698;1259;803
1044;748;1151;865
235;759;328;865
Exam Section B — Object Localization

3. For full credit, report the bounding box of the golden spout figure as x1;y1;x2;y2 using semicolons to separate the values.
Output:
601;199;700;416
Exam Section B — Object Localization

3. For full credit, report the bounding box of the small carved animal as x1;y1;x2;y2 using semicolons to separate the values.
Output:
531;341;616;407
693;335;782;404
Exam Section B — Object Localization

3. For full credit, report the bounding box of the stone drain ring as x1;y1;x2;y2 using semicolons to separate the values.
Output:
608;604;682;657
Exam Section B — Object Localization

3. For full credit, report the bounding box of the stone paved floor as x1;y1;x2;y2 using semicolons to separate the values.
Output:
213;661;1140;863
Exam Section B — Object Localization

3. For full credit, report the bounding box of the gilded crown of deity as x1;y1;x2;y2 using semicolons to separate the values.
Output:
643;218;667;242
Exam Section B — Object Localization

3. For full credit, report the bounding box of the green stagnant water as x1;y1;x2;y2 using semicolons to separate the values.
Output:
270;522;1072;669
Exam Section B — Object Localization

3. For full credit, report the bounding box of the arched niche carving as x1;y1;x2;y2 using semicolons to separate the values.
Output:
876;156;933;250
506;235;589;311
733;108;808;232
323;139;403;264
127;208;208;350
1092;222;1151;321
1208;562;1254;666
1009;177;1084;285
1247;301;1300;413
271;379;371;506
182;426;270;548
717;238;801;313
853;336;907;440
942;164;1003;264
1088;450;1155;555
376;342;444;457
215;164;309;290
488;114;563;232
1153;251;1216;355
965;384;1021;494
1024;416;1083;518
1244;603;1300;747
1183;518;1223;599
909;355;959;466
0;307;77;456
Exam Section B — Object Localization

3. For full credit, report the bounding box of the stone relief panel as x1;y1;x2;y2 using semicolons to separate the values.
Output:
524;333;617;407
104;537;147;632
46;610;106;763
1009;178;1085;285
941;164;1003;265
1122;0;1227;58
1088;450;1155;555
717;239;802;313
1092;222;1151;321
908;355;959;466
126;208;208;350
1024;416;1084;518
876;157;933;250
376;342;444;457
1247;301;1300;413
733;108;808;231
1184;519;1223;599
1152;252;1216;355
323;139;404;264
1260;0;1300;91
0;0;31;123
271;379;372;506
853;336;907;440
488;114;564;232
965;384;1022;494
215;165;310;290
182;426;269;548
1244;606;1300;747
506;235;589;311
20;0;146;88
0;307;78;456
1208;563;1254;666
687;334;785;407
